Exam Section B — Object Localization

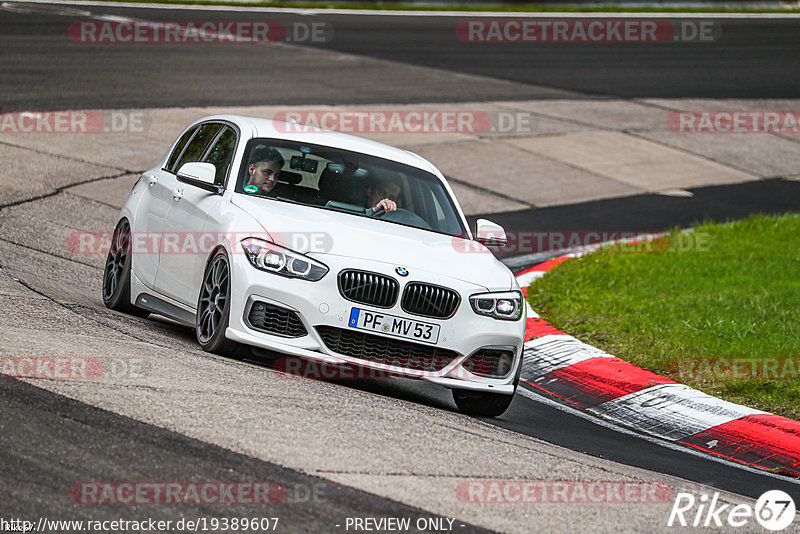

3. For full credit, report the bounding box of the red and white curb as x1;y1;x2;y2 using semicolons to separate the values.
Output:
516;249;800;479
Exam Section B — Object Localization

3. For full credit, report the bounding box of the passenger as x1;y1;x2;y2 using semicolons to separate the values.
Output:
245;147;284;195
366;176;402;214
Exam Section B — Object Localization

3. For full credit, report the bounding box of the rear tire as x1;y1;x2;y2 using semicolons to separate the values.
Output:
102;219;149;317
196;250;248;359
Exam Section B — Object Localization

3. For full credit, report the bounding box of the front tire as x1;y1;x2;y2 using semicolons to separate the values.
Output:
196;250;248;358
102;219;149;317
452;390;515;417
452;354;522;417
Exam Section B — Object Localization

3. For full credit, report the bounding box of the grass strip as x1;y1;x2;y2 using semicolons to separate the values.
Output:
527;213;800;419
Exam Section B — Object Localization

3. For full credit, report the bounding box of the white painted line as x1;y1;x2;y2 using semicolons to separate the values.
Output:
516;386;800;486
523;333;575;348
589;383;767;442
521;335;612;380
524;301;538;319
5;0;800;18
515;269;546;289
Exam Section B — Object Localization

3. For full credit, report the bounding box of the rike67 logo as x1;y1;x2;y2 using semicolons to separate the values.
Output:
668;490;795;530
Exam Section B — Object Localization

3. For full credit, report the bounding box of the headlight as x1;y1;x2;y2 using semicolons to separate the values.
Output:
469;290;523;321
241;238;328;281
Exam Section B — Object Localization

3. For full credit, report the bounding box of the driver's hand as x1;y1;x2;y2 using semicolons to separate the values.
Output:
372;198;397;212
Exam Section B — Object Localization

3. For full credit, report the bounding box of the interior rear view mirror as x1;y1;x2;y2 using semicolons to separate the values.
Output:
290;155;319;174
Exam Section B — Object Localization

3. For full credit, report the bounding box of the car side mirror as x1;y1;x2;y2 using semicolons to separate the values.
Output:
475;219;507;247
176;162;222;194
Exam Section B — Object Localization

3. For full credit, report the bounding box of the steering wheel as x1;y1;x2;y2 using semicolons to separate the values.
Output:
376;208;432;230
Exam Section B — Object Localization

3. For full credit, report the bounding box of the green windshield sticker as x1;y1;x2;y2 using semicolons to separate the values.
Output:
243;185;258;194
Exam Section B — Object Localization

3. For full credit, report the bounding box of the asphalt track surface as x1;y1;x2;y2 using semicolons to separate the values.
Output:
1;4;800;110
468;178;800;261
0;379;489;533
2;2;800;531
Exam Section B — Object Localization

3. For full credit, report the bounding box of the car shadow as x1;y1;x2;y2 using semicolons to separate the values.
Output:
247;348;457;414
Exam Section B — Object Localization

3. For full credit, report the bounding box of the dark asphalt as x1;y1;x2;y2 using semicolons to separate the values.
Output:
2;3;800;528
280;361;800;502
0;4;799;110
505;386;800;501
0;377;490;533
468;178;800;260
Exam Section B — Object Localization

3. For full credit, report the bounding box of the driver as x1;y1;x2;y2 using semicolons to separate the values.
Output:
366;176;401;215
245;147;284;195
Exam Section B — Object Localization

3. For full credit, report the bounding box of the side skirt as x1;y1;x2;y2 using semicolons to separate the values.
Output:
135;293;196;327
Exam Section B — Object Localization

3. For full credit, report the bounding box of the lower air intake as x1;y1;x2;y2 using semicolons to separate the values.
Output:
247;301;308;338
315;325;459;372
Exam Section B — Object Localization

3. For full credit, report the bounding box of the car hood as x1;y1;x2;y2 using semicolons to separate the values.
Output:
231;195;514;291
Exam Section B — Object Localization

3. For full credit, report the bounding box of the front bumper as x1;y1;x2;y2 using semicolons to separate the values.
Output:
225;253;525;394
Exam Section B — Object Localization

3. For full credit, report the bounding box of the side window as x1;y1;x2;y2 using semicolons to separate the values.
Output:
174;123;223;172
203;126;237;185
166;126;197;172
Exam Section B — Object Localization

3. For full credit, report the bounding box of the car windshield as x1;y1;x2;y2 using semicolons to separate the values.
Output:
234;138;468;238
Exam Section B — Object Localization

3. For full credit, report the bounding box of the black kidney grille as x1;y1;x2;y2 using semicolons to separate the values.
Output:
401;283;460;319
338;270;398;308
315;325;459;372
247;301;308;338
462;349;515;378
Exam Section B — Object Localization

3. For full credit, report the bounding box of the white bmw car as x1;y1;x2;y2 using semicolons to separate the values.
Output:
103;115;525;416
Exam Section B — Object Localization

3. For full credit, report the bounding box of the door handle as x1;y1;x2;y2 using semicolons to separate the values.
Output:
172;188;183;201
147;176;158;187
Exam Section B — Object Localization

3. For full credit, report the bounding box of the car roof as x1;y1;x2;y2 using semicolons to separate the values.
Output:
195;114;440;175
182;114;472;240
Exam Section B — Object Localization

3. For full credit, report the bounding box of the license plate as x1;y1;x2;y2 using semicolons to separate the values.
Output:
348;308;440;344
